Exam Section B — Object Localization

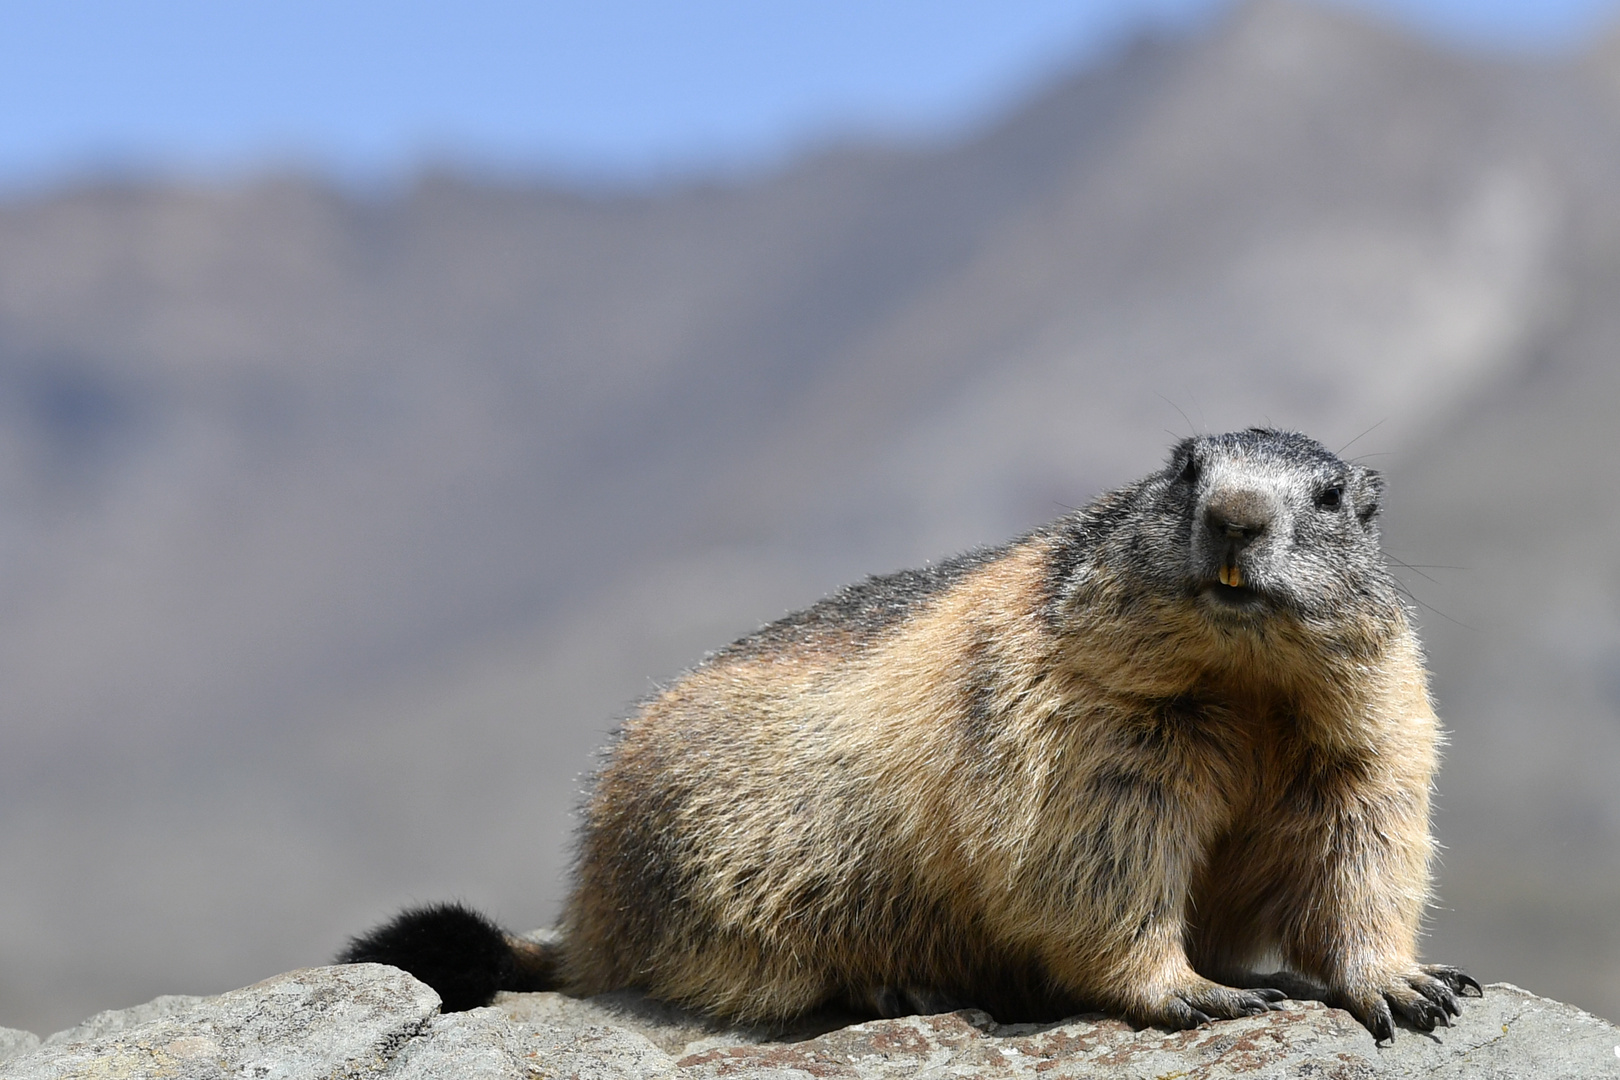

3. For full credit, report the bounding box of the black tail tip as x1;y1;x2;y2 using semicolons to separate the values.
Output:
338;901;517;1012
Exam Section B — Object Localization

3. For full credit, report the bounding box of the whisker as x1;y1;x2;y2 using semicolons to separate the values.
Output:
1392;583;1477;632
1384;556;1448;586
1188;390;1207;433
1158;395;1198;439
1339;419;1387;456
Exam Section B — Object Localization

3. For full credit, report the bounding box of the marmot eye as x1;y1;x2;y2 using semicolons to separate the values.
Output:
1316;485;1343;510
1179;457;1199;484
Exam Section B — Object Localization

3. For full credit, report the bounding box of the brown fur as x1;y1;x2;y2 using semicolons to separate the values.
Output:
548;430;1478;1040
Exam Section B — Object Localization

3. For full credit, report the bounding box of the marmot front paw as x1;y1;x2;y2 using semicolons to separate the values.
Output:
1128;977;1287;1030
1331;965;1482;1042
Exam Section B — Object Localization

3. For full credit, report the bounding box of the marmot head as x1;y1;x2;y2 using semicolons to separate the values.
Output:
1109;428;1399;631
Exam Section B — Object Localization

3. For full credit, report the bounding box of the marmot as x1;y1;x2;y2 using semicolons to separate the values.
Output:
342;428;1479;1043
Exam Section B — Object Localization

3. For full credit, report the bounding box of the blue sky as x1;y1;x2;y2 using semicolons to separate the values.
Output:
1;0;1618;191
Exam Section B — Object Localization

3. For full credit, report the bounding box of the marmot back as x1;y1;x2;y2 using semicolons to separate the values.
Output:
343;428;1478;1043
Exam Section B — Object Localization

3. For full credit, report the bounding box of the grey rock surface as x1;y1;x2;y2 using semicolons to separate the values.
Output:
0;964;437;1080
41;994;205;1047
670;986;1620;1079
0;1031;36;1065
390;1003;679;1080
385;1009;538;1080
4;969;1616;1079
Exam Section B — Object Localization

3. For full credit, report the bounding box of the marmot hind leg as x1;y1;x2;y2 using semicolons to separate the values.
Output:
846;985;966;1018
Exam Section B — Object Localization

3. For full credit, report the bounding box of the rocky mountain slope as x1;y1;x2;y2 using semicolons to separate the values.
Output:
0;0;1617;1032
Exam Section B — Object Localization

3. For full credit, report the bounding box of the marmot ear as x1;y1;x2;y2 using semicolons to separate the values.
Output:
1168;437;1199;481
1356;468;1384;522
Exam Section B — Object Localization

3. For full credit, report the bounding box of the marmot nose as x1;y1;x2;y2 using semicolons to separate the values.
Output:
1204;488;1275;547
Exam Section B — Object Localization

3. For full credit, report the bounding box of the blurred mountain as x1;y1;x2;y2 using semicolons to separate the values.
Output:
0;0;1617;1033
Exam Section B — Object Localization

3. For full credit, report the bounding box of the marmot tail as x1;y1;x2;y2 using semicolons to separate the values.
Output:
338;902;558;1011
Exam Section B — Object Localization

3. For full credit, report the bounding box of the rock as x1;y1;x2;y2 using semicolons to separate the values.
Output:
388;1003;677;1080
0;964;438;1079
0;1031;37;1065
508;982;1620;1079
494;987;780;1057
668;984;1620;1079
3;971;1617;1079
42;994;206;1046
385;1008;534;1080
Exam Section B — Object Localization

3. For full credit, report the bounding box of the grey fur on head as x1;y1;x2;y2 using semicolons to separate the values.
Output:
1051;428;1400;640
